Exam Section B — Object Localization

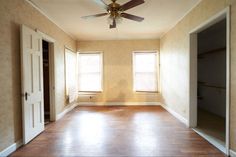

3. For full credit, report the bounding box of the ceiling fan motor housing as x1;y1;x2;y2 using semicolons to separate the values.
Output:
108;1;122;18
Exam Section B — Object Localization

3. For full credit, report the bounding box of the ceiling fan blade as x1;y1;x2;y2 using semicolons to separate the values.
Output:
110;19;116;29
120;0;145;11
81;13;108;19
93;0;108;10
121;13;144;22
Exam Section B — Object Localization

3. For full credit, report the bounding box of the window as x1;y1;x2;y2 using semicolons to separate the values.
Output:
78;53;103;92
65;48;77;103
133;52;158;92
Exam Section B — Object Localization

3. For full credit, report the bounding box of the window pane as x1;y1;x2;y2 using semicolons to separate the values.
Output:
135;53;156;72
66;53;76;86
133;52;158;92
134;73;157;91
78;53;102;91
79;73;101;91
65;49;77;102
79;54;101;73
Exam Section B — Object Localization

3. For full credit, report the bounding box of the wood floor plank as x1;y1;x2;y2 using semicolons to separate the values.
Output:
10;106;226;157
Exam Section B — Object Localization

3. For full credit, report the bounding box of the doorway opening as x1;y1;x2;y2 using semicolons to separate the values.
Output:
43;40;50;124
189;8;230;155
196;18;226;148
38;30;56;122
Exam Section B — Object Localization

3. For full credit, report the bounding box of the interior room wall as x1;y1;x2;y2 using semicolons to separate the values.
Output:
160;0;236;150
197;19;226;118
0;0;76;152
77;40;162;103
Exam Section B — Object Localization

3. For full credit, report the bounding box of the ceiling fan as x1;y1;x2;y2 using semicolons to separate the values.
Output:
81;0;145;29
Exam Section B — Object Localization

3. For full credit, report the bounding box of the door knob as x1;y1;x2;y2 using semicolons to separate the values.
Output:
25;92;30;101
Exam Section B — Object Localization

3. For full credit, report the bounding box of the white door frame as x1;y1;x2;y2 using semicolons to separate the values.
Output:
189;7;230;155
36;30;56;122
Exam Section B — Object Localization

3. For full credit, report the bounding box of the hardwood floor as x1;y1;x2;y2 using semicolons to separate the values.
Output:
10;106;225;157
197;108;225;143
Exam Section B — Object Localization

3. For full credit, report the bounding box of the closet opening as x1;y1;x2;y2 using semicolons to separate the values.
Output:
189;8;230;155
43;40;50;124
196;18;226;149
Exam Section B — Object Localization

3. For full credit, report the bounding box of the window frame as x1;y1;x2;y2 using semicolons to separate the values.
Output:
77;51;103;93
132;51;159;93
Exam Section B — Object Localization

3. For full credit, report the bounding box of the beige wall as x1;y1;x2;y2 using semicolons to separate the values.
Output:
0;0;76;152
160;0;236;150
77;40;162;103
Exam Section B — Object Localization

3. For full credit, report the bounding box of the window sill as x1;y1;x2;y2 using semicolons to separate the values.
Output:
134;91;159;94
78;91;102;95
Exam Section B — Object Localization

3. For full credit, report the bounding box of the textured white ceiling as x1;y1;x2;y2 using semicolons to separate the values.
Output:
30;0;201;41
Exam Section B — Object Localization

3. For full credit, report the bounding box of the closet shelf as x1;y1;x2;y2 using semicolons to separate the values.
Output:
198;47;226;58
198;83;226;89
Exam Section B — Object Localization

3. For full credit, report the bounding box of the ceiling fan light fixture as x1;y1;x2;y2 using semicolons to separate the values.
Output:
107;14;122;26
107;15;114;25
115;15;122;24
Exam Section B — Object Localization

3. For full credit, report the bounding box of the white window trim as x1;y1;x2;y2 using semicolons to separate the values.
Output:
77;51;103;93
132;50;159;93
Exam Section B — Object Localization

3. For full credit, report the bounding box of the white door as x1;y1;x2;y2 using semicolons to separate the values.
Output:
21;25;44;144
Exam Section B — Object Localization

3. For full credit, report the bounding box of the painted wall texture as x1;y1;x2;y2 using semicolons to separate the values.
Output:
0;0;76;152
160;0;236;150
77;40;162;103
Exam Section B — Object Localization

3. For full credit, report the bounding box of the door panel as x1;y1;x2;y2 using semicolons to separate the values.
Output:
21;25;44;144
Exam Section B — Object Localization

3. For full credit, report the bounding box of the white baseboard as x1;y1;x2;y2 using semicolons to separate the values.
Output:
0;140;22;157
77;102;162;106
161;104;188;126
230;149;236;157
56;102;79;120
